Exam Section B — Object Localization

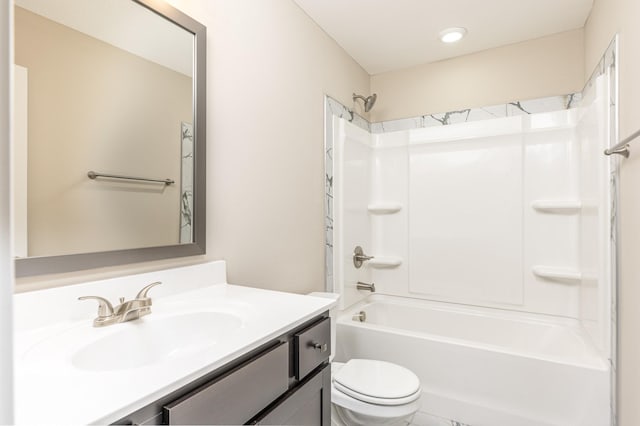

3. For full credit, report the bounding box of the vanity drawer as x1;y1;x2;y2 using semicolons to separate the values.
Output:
253;363;331;426
163;341;289;425
294;317;331;380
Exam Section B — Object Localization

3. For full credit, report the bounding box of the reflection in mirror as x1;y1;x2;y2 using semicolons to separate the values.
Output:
13;0;206;276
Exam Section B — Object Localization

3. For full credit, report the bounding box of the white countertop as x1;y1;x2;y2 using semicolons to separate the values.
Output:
13;262;335;425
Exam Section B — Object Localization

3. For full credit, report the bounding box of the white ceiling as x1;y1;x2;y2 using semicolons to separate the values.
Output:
293;0;594;75
16;0;193;77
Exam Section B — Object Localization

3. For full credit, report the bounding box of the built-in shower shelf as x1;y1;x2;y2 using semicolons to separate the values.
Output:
532;266;582;282
531;200;582;212
367;203;402;214
368;257;402;268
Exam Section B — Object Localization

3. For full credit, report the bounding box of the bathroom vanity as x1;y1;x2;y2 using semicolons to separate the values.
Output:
13;262;335;425
118;314;331;425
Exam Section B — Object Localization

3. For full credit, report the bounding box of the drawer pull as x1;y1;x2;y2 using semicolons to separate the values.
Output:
310;342;327;352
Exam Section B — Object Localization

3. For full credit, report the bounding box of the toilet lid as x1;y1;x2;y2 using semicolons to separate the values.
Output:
333;359;421;405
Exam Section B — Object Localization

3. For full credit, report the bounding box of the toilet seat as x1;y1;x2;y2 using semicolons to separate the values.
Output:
331;383;421;420
332;359;421;406
333;381;421;406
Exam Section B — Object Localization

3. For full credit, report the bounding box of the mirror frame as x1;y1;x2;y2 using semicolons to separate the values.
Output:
15;0;207;277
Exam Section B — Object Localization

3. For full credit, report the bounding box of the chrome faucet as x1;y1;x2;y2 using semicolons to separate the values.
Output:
78;281;161;327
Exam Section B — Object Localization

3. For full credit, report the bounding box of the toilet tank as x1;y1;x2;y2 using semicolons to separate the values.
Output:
308;292;340;361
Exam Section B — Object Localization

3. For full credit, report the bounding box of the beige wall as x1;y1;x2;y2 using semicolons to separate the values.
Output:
14;7;191;257
584;0;640;424
370;29;585;122
15;0;369;292
172;0;369;294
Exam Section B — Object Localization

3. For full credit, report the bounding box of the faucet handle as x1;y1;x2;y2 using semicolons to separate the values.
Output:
136;281;162;299
353;246;374;268
78;296;115;318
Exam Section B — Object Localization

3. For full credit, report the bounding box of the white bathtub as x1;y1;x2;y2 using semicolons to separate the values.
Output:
335;295;610;426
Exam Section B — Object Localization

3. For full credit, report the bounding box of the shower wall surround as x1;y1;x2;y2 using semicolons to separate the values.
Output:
325;93;578;304
324;93;582;297
325;37;617;360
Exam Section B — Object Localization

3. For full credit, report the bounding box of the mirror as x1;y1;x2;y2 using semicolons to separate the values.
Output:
13;0;206;277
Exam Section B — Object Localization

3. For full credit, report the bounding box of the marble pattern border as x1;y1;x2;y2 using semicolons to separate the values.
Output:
370;93;581;133
326;96;371;132
180;122;194;244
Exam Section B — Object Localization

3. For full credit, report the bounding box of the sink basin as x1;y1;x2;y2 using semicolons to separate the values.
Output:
70;311;243;372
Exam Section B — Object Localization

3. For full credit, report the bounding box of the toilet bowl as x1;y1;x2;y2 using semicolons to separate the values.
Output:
331;360;421;426
308;293;422;426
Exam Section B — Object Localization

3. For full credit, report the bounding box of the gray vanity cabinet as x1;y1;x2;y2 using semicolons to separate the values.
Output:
113;313;331;426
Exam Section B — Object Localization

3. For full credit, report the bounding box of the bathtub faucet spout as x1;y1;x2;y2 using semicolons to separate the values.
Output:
357;281;376;292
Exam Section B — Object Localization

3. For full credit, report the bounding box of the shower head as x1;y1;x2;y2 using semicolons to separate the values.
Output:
353;93;377;112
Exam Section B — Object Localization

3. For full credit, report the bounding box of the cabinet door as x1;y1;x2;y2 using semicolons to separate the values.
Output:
294;317;330;380
255;363;331;426
163;342;289;425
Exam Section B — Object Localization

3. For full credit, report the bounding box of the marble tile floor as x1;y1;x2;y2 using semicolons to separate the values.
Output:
407;411;471;426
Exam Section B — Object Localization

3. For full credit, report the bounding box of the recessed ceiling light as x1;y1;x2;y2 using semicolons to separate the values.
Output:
439;27;467;43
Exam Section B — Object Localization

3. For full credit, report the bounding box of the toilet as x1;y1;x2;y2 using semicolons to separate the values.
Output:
331;359;421;425
309;293;421;426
